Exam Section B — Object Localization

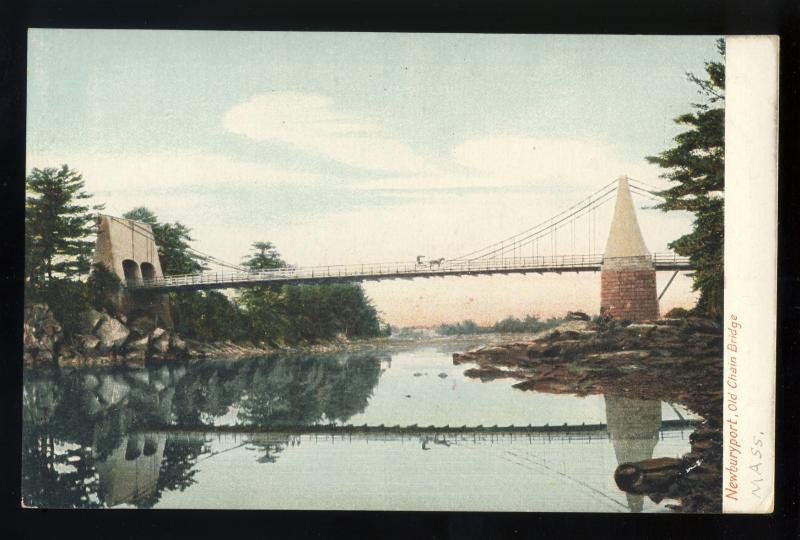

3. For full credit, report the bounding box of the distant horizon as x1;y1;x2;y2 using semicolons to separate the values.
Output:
27;31;718;325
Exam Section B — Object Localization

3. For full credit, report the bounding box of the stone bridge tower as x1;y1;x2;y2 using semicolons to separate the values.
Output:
95;215;165;286
600;176;659;322
95;215;172;327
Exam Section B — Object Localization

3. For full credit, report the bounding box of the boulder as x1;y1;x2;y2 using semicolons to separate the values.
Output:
95;316;130;350
151;327;166;340
683;317;720;332
483;346;512;356
83;374;100;390
158;387;175;413
37;334;55;354
627;323;658;331
126;336;150;352
84;394;104;416
57;346;82;366
170;334;187;352
78;309;104;334
126;370;150;385
128;386;158;408
77;334;100;353
23;303;64;364
124;350;147;362
128;314;156;338
40;312;63;341
25;304;48;324
151;333;170;354
23;323;37;349
153;366;170;386
97;375;130;406
23;351;36;366
566;311;590;321
614;457;684;493
172;366;187;383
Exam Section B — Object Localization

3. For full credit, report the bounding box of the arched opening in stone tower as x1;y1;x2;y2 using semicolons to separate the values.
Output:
143;437;158;457
124;436;144;461
122;259;141;286
140;262;156;282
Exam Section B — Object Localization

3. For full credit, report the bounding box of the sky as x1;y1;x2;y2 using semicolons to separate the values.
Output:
26;30;721;326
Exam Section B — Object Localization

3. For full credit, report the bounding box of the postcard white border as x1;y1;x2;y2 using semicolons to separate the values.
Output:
722;35;778;513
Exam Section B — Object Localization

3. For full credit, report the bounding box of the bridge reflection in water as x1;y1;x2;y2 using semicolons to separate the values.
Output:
92;415;693;509
94;434;167;507
604;396;663;513
23;348;696;511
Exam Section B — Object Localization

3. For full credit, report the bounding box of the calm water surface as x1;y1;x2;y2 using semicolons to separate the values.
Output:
22;342;696;512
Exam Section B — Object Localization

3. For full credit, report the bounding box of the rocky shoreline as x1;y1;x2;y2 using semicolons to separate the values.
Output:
25;303;197;368
452;316;723;513
24;302;553;369
23;303;388;369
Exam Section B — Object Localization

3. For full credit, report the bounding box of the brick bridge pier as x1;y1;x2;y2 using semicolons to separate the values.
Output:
600;176;660;322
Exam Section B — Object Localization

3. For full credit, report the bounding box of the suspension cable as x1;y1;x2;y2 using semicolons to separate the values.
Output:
452;178;618;261
627;176;663;192
463;187;617;261
454;182;618;261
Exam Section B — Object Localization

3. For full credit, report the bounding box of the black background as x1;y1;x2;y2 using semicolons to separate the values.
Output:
2;1;798;538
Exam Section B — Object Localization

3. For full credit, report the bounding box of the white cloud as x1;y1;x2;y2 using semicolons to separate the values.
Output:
26;150;317;193
453;136;665;189
348;136;670;193
352;173;499;191
223;91;432;174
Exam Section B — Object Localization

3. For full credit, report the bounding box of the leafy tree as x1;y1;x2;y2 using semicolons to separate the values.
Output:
86;262;123;315
647;39;725;319
122;207;205;275
281;283;383;343
236;242;385;344
237;241;289;344
326;284;382;338
38;279;92;340
239;287;287;345
25;165;103;285
242;241;286;271
171;290;247;342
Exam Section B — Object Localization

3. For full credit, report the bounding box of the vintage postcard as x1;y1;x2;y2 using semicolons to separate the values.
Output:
22;31;777;513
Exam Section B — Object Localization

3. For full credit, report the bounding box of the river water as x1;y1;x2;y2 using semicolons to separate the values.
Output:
22;341;696;512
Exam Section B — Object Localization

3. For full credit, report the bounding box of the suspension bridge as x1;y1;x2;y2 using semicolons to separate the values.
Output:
107;176;692;294
132;418;701;445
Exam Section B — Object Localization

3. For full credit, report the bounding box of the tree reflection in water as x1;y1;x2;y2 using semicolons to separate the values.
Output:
21;352;384;508
603;395;662;513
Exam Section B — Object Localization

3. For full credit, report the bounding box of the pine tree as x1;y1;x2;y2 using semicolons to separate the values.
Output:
25;165;103;285
237;241;289;344
122;207;205;275
647;39;725;319
242;241;287;271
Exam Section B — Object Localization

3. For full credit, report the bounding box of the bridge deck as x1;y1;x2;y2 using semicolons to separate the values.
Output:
134;420;700;444
130;253;692;292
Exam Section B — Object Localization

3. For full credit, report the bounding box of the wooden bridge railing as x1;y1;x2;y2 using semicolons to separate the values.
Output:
130;252;691;291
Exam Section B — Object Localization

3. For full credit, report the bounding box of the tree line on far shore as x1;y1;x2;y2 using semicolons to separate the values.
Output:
437;315;565;336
